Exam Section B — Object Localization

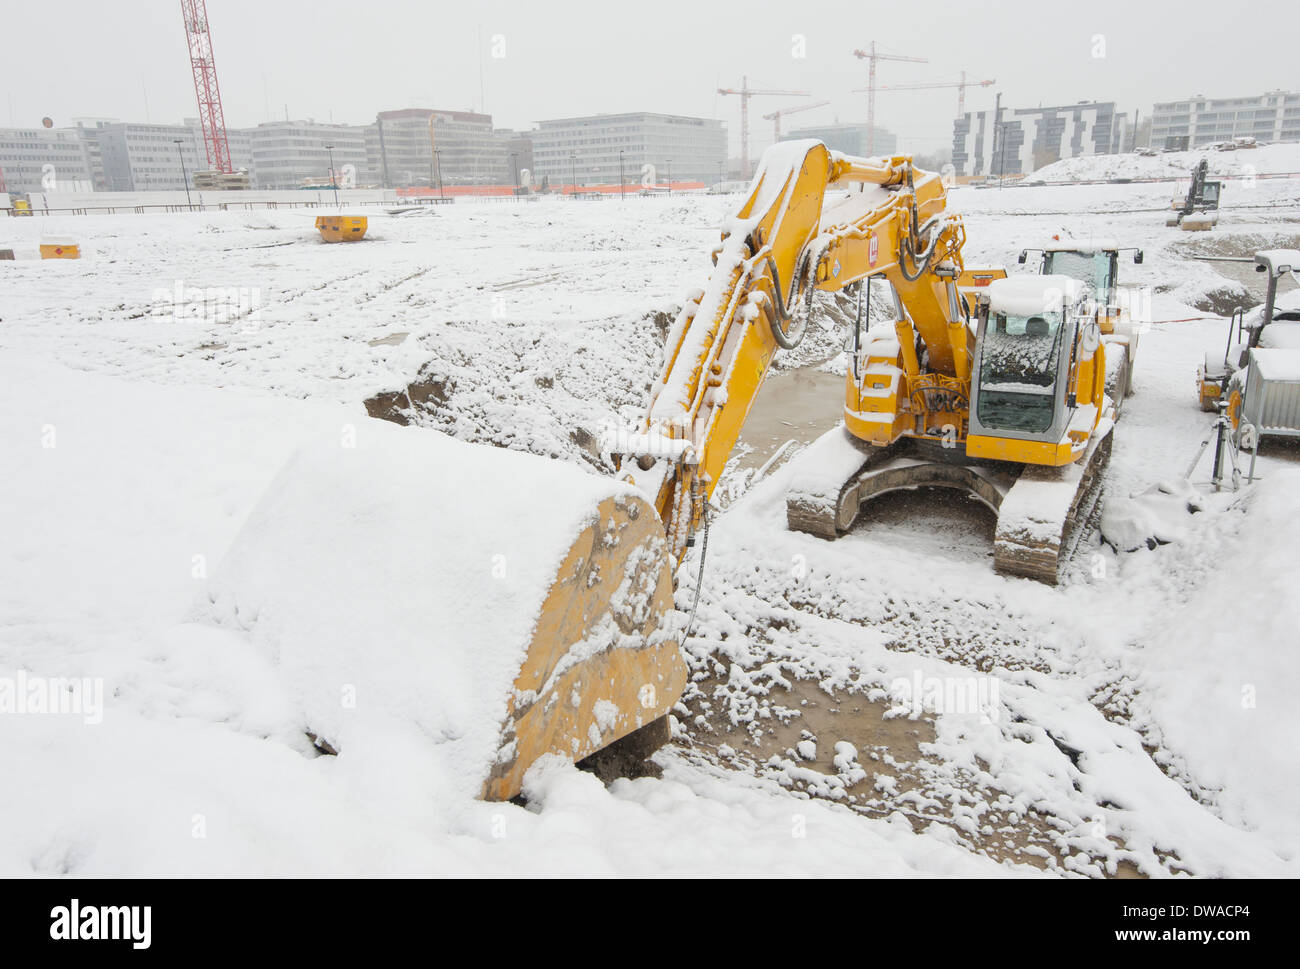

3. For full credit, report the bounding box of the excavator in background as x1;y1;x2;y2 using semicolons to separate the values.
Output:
1018;240;1144;411
1167;158;1222;230
229;139;1124;802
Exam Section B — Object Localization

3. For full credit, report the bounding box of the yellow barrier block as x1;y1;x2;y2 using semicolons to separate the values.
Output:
315;215;368;243
39;238;80;259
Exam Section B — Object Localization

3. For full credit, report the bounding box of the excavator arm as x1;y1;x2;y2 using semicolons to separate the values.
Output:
613;140;970;563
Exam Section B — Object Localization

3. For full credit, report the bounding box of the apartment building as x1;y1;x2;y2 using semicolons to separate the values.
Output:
953;101;1125;176
1151;91;1300;149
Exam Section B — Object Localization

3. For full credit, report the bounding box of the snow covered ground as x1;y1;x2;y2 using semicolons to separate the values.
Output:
1025;141;1300;184
2;175;1298;876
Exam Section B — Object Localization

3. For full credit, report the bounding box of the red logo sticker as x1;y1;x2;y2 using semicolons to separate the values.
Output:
868;234;879;266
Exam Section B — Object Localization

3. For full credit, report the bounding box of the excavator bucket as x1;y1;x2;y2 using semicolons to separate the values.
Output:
206;419;687;802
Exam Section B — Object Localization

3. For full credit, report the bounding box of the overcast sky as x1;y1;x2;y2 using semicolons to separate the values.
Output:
4;0;1295;155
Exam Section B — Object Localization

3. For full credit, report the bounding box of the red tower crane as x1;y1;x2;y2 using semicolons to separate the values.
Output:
179;0;233;173
851;43;928;155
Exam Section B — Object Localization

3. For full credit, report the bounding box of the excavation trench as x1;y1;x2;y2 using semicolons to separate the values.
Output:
681;671;1144;877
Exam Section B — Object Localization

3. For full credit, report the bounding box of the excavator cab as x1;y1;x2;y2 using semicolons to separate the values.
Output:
968;275;1104;465
973;305;1068;436
1020;243;1143;325
1019;242;1144;402
1039;248;1114;300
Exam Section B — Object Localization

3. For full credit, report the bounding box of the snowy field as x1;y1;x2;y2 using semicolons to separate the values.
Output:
3;161;1300;876
1025;142;1300;184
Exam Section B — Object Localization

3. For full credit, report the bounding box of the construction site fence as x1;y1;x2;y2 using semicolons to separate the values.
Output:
4;187;715;216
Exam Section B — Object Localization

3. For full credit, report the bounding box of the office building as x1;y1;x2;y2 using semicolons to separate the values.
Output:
1151;91;1300;149
532;112;726;187
782;122;896;158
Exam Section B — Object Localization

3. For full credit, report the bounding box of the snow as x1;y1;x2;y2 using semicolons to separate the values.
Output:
205;418;639;801
3;172;1300;876
1024;142;1300;183
1250;347;1300;381
1261;324;1300;350
986;274;1082;316
1100;479;1205;551
1133;470;1300;858
1255;248;1300;273
1044;238;1119;253
0;352;1003;876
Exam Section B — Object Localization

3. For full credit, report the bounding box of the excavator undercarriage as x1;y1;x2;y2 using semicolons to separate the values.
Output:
785;421;1113;584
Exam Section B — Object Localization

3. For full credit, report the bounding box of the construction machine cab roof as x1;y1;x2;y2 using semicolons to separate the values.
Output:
1255;250;1300;278
984;274;1084;316
972;275;1088;438
1042;238;1120;253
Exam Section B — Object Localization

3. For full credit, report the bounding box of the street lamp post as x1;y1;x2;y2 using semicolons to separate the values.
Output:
619;150;625;200
173;139;192;208
510;152;519;195
434;111;444;195
667;158;672;197
570;151;577;198
325;144;339;207
434;150;444;198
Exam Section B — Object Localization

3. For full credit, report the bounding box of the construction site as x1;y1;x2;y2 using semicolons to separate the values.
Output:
1;0;1298;902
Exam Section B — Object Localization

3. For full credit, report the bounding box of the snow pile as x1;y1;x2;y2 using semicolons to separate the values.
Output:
204;418;632;799
1129;470;1300;864
1025;142;1300;183
986;274;1082;317
1100;478;1206;551
1;355;1018;875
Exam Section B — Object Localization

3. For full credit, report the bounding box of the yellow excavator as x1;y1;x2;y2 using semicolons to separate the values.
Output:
225;140;1119;801
615;139;1114;584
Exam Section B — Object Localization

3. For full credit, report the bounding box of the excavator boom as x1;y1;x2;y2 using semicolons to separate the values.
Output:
613;141;979;562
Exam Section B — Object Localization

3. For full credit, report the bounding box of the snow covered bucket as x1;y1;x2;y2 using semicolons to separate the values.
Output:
1180;212;1217;232
206;420;686;801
